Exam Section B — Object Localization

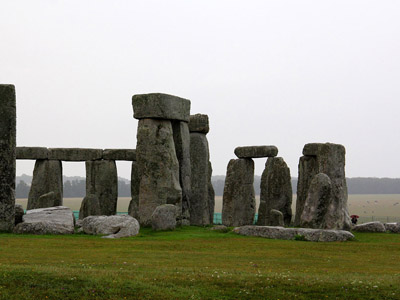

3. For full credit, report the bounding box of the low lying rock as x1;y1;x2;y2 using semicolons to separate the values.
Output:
353;221;386;233
82;215;140;238
210;225;229;232
13;206;75;235
384;222;400;233
151;204;178;231
233;225;354;242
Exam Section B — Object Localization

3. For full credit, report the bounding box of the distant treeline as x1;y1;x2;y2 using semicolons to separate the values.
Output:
15;175;400;198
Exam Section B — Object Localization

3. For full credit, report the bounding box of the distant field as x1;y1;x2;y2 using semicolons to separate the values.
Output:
16;194;400;223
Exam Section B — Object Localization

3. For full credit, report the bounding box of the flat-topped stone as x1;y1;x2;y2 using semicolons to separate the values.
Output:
234;146;278;158
103;149;136;161
353;221;386;233
233;225;354;242
189;114;209;134
303;143;345;157
132;93;191;122
48;148;103;161
16;147;48;159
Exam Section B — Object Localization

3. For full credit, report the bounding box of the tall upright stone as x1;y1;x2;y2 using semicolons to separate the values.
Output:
189;114;214;226
0;84;16;231
27;160;63;210
296;143;350;230
85;160;118;216
222;158;255;227
128;161;140;219
257;157;292;226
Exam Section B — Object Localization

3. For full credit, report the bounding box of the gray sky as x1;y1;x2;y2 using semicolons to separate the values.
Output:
1;0;399;179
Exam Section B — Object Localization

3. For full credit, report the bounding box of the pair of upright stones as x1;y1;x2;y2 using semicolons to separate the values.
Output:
222;146;292;227
131;93;214;226
295;143;351;230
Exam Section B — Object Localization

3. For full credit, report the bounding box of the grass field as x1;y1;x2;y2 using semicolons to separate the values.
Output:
0;227;399;299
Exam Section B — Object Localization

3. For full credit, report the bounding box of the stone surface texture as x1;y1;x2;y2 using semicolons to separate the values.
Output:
27;160;63;210
15;204;24;225
82;215;140;238
208;161;215;224
102;149;136;161
384;222;400;233
132;93;191;122
128;161;140;219
222;158;255;227
353;221;386;233
48;148;103;161
189;133;211;225
151;204;178;231
136;118;182;226
0;84;16;232
16;147;48;160
233;225;354;242
257;157;292;226
269;209;284;227
172;121;191;225
300;173;332;228
79;194;101;219
295;143;350;230
189;114;209;134
13;206;75;235
234;146;278;159
85;160;118;216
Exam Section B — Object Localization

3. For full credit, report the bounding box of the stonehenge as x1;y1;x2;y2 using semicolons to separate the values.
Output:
0;84;16;232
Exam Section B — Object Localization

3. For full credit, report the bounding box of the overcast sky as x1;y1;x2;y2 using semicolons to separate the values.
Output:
1;0;399;179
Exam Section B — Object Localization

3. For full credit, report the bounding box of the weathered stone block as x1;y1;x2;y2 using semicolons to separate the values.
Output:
136;119;182;226
269;209;284;227
82;215;140;238
189;114;209;134
222;158;255;227
86;160;118;216
257;157;292;226
128;161;140;219
15;204;24;225
353;221;386;233
0;84;16;232
234;146;278;159
132;93;191;122
208;161;215;224
27;160;63;210
102;149;136;161
79;194;101;219
151;204;178;231
16;147;48;160
48;148;103;161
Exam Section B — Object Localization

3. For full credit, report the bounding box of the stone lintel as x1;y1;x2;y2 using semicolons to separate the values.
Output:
302;143;345;156
189;114;209;134
16;147;48;160
234;145;278;159
132;93;191;122
48;148;103;161
103;149;136;161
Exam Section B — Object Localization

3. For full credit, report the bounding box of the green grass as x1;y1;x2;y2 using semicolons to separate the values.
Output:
0;227;400;299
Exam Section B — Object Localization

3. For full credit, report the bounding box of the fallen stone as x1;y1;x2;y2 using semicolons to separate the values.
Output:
222;158;255;227
210;225;229;233
16;147;48;160
257;157;292;226
233;225;354;242
128;161;140;219
15;204;24;225
234;146;278;159
13;206;75;235
384;223;400;233
300;173;332;229
102;149;136;161
86;160;118;216
0;84;16;232
132;93;191;122
27;160;63;210
82;215;140;238
189;114;209;134
353;221;386;233
151;204;178;231
79;194;101;219
269;209;284;227
48;148;103;161
136;118;182;226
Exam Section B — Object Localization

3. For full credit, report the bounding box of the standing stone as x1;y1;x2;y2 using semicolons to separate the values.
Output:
294;156;318;226
79;194;101;219
151;204;178;231
208;161;215;224
0;84;16;232
128;161;140;219
190;133;211;225
27;160;63;210
295;143;350;230
257;157;292;226
172;121;191;225
85;160;118;216
136;118;182;226
222;158;255;227
300;173;332;228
